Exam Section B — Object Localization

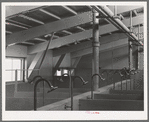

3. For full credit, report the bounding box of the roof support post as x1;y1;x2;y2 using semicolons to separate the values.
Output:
92;9;100;91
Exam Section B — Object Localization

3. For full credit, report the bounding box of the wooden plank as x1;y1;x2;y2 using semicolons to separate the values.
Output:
28;14;144;54
94;94;143;100
79;99;143;110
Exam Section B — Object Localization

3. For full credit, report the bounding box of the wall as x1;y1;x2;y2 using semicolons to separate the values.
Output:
76;45;129;69
73;45;130;88
6;45;27;57
53;53;71;68
27;50;53;80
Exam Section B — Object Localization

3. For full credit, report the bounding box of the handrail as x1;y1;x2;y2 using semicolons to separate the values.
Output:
5;69;40;71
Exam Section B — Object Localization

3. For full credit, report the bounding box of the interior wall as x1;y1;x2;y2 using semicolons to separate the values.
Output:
6;45;27;57
53;53;71;67
77;45;129;69
27;50;53;80
73;45;130;88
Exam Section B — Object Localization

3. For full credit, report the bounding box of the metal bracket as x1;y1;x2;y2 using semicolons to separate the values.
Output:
92;42;100;47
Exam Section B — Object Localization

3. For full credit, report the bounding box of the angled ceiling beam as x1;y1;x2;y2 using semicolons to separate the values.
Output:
39;8;72;37
62;6;77;15
7;19;32;28
21;42;35;46
28;14;143;54
76;26;85;31
133;10;138;16
71;38;128;58
62;30;72;35
19;14;44;25
6;22;28;29
34;38;47;42
7;6;143;46
6;6;40;18
39;9;61;20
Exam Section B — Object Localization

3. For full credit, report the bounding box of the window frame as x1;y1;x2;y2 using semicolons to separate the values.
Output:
5;56;25;82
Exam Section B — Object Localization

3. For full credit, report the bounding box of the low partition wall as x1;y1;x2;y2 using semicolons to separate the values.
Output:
37;80;124;111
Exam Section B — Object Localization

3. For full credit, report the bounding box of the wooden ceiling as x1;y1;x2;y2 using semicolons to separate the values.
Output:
6;5;144;54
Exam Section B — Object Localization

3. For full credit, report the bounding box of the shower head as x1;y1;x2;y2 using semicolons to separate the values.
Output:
47;86;58;93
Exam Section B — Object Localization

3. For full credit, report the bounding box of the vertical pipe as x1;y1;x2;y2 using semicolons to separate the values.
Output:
128;41;130;90
130;11;133;32
22;59;25;82
69;70;73;110
121;75;122;90
138;24;140;40
92;9;100;91
129;41;132;90
34;84;37;110
129;11;133;90
43;81;44;106
91;59;94;99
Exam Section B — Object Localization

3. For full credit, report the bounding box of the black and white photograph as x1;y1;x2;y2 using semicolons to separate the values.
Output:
2;1;147;121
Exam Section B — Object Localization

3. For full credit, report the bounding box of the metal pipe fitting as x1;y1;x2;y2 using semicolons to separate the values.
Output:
91;73;105;99
34;78;58;110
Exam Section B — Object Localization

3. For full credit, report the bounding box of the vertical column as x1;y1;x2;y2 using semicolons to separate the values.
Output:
128;41;132;90
92;9;100;90
15;69;18;93
129;11;133;90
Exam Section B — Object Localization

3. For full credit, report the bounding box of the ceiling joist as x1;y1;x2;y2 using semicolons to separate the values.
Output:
6;6;143;46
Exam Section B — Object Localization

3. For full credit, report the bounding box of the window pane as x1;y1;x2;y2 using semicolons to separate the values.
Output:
5;71;12;81
63;69;68;74
17;71;21;81
6;58;12;69
56;70;61;76
5;58;24;82
12;59;21;69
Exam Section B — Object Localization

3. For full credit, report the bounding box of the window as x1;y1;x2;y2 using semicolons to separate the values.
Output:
5;57;24;82
56;70;61;76
55;69;70;76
